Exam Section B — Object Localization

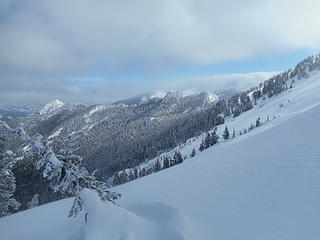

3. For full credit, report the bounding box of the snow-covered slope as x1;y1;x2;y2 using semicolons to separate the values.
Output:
114;102;320;240
1;70;320;240
113;90;219;106
39;99;64;115
0;189;184;240
109;69;320;182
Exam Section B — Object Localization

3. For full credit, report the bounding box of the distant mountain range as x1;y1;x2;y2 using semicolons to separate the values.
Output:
112;88;237;106
2;54;320;239
7;90;221;180
6;54;320;181
2;53;320;211
0;102;43;121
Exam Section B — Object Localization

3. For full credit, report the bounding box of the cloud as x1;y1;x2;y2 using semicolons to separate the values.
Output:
0;71;276;104
0;0;320;75
162;72;278;93
0;0;318;104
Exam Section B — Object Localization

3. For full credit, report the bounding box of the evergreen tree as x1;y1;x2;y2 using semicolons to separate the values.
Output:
256;117;261;127
27;194;40;209
0;149;20;217
154;160;161;172
127;169;134;181
204;133;211;148
173;151;183;164
133;167;139;179
199;141;205;152
222;126;230;140
169;158;175;167
163;157;170;169
139;168;146;177
112;172;121;186
18;126;120;219
232;129;236;139
190;148;196;158
211;131;218;145
0;127;20;217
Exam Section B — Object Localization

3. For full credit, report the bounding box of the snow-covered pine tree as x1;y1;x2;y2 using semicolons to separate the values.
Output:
128;169;135;181
154;159;161;172
0;130;20;217
169;158;175;167
256;117;261;127
199;141;205;152
190;148;196;158
133;167;139;178
163;157;170;169
222;126;230;140
17;125;120;219
139;168;147;177
173;151;183;164
0;150;21;217
204;133;211;149
211;130;218;145
27;194;40;209
112;172;121;186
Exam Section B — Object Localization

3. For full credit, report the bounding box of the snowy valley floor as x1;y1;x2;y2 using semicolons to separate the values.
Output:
1;74;320;240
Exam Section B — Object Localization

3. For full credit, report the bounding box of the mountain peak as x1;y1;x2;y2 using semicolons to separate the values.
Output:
39;99;64;115
164;90;180;98
197;91;219;104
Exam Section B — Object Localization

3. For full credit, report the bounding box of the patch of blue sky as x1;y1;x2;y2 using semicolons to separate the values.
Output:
62;48;317;86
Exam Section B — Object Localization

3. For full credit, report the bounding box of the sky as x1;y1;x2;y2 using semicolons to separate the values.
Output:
0;0;320;104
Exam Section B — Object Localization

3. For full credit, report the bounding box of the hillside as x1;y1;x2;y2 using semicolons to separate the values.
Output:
6;55;319;186
0;54;318;212
1;65;320;239
109;60;320;185
8;91;220;179
115;102;320;240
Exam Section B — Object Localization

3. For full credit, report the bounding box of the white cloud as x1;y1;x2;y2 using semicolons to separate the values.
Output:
0;71;276;104
0;0;319;104
0;0;320;74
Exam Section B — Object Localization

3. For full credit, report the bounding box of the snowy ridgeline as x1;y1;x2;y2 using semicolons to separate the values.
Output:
108;68;320;186
1;89;320;240
8;54;320;184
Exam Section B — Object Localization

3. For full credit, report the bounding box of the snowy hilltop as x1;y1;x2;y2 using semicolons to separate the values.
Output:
39;99;64;115
113;90;219;106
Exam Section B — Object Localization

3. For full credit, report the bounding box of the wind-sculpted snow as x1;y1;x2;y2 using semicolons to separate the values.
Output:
0;189;188;240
